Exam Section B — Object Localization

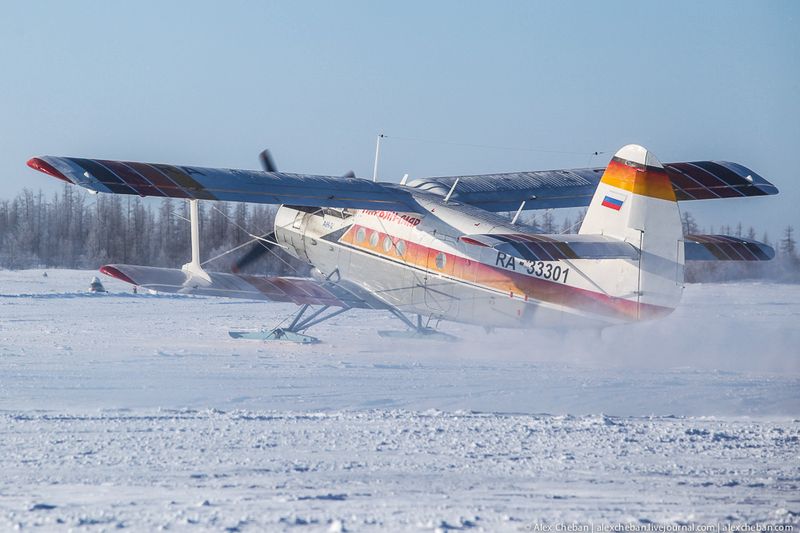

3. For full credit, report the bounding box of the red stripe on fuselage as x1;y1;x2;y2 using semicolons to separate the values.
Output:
338;223;671;321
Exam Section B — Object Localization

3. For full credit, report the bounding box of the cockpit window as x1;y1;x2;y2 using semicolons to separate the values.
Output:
322;208;353;219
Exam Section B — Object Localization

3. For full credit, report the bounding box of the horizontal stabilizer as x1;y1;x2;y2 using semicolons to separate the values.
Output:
100;264;387;308
459;233;639;262
684;234;774;261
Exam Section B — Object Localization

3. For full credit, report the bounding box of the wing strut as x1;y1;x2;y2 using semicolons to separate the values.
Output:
181;199;211;282
511;200;527;225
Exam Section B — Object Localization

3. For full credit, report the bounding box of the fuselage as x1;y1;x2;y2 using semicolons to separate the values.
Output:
273;195;678;330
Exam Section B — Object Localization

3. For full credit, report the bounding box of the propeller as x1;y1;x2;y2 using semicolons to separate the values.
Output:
259;149;278;172
232;148;354;273
260;148;354;178
231;149;280;273
231;231;276;273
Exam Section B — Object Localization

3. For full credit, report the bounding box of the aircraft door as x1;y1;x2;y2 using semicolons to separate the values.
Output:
290;210;311;263
319;209;349;275
422;232;460;317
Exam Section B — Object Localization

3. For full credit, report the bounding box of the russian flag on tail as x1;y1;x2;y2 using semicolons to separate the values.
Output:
602;195;624;211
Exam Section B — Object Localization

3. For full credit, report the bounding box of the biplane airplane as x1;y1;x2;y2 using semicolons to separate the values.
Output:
27;144;778;342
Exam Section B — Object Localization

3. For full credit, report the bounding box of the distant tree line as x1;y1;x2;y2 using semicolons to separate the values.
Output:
0;186;306;275
0;187;797;282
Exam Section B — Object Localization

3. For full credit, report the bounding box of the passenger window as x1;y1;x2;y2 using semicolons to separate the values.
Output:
435;252;447;270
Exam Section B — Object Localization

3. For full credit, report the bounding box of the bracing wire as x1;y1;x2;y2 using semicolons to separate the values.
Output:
199;237;259;266
206;203;301;274
382;134;607;158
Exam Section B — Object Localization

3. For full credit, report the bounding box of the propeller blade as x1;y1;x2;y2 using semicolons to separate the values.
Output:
231;232;276;273
260;149;352;178
259;149;277;173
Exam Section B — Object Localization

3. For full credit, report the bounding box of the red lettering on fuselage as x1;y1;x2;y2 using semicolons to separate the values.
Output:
360;210;421;227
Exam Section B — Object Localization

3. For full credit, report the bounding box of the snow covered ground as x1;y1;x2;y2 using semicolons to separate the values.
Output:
1;269;798;530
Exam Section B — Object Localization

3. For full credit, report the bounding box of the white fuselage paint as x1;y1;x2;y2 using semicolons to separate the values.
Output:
273;194;683;330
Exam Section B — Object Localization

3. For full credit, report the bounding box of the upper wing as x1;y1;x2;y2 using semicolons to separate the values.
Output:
28;155;777;215
408;161;778;212
100;264;388;309
28;156;421;212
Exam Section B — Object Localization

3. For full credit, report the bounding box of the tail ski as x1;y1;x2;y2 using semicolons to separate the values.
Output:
579;144;684;318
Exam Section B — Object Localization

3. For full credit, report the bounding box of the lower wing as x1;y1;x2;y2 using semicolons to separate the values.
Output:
100;264;388;309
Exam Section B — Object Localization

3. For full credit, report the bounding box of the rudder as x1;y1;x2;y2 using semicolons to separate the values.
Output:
579;144;683;318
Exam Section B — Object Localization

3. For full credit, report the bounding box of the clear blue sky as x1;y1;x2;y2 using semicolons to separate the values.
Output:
1;1;797;238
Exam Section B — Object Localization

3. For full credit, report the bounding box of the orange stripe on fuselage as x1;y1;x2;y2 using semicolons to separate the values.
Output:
338;224;671;321
601;159;676;202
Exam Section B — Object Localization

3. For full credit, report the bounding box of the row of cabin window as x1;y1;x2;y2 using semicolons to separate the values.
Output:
354;227;447;269
355;227;407;256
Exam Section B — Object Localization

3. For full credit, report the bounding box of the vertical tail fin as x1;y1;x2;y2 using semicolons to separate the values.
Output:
579;145;684;317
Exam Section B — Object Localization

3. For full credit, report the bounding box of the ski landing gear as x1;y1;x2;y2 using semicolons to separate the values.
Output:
377;310;459;342
229;304;457;344
228;303;349;344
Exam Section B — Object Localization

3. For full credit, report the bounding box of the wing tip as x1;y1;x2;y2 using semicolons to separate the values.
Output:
760;243;776;261
27;157;72;184
100;265;136;285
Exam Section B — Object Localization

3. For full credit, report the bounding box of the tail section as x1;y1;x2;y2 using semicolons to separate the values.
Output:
580;145;684;317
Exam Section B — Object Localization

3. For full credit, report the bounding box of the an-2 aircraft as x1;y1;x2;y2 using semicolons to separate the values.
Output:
28;144;778;342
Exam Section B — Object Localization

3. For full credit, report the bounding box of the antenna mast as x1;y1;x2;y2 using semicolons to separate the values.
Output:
372;133;384;182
